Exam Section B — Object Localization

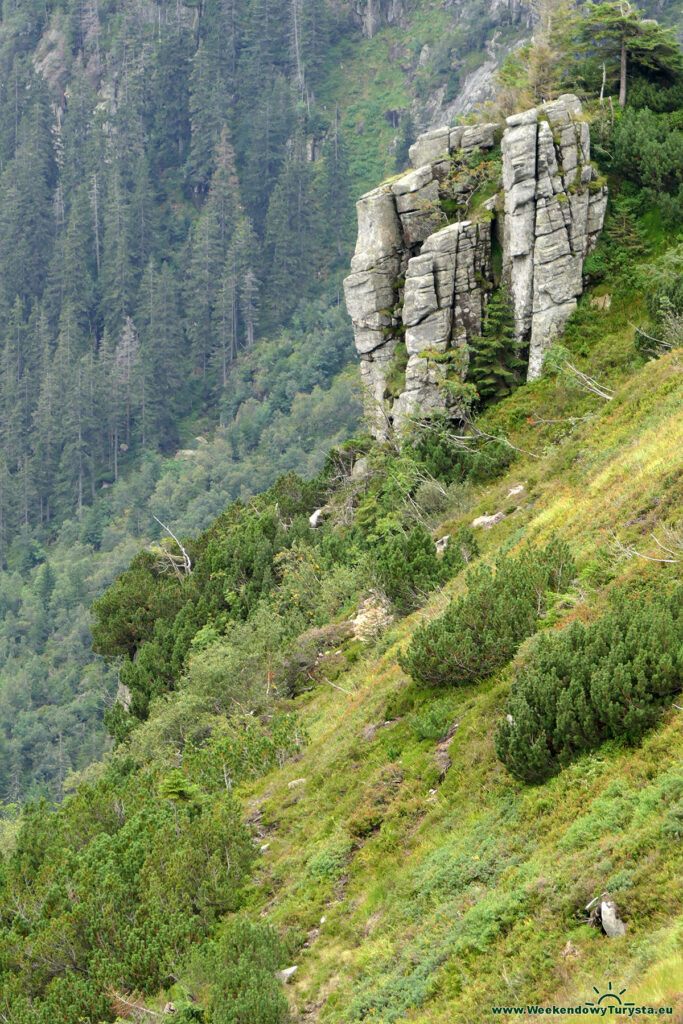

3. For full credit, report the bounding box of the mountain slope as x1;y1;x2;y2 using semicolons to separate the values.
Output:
0;226;681;1018
237;345;683;1023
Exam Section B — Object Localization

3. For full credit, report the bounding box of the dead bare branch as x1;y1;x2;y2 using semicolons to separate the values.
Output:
610;530;680;564
151;515;192;576
529;412;593;426
563;360;614;401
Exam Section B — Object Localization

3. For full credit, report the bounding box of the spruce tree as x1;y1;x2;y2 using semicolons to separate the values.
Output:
468;288;525;406
319;110;353;260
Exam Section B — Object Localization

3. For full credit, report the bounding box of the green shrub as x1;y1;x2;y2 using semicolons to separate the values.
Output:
374;524;443;613
208;918;289;1024
407;417;515;485
399;537;574;687
306;832;353;881
375;525;480;614
495;589;683;783
410;698;457;741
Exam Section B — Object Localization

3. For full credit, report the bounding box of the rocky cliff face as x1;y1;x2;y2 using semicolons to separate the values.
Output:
354;0;407;37
343;95;608;436
502;96;608;378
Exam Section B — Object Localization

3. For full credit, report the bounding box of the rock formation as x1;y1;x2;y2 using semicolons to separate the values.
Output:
354;0;406;38
502;96;608;378
343;95;608;437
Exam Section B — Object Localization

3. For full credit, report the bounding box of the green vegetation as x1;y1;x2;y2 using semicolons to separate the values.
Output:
375;525;479;613
0;237;681;1018
438;148;502;223
0;1;680;1021
496;587;683;782
398;537;574;687
0;295;360;802
468;288;525;406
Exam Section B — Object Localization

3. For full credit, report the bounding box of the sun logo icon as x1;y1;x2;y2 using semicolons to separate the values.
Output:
584;980;635;1009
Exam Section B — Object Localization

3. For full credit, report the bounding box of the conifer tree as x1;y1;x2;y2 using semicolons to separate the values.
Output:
580;2;683;107
137;260;186;449
468;289;525;406
320;110;353;260
187;43;224;195
101;169;134;337
186;212;221;383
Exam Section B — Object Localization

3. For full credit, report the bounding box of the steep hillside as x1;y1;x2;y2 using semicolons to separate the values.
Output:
0;182;681;1018
0;4;681;1021
0;0;537;804
237;346;683;1024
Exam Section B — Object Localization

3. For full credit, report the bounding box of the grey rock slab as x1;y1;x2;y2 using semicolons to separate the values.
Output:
398;207;445;246
350;187;403;272
449;126;464;151
391;164;434;199
402;255;439;326
533;224;572;265
534;254;582;306
343;268;396;324
587;188;608;236
542;93;583;125
394;178;439;214
351;456;370;479
535;197;570;237
506;108;538;127
506;178;536;213
600;901;626;938
461;122;498;152
405;308;453;354
502;122;538;190
536;120;558;179
506;201;535;258
409;126;450;168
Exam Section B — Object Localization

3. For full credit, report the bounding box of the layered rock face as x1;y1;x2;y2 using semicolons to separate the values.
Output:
502;96;608;378
343;95;607;437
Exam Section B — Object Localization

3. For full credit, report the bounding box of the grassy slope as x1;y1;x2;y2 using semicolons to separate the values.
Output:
231;314;683;1023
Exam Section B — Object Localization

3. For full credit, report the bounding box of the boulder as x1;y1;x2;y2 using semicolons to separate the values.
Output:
351;456;370;479
460;122;498;153
352;592;394;640
309;508;325;529
472;510;505;528
599;900;627;938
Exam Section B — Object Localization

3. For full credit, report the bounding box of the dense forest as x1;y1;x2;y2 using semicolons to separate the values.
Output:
0;0;363;547
0;0;553;804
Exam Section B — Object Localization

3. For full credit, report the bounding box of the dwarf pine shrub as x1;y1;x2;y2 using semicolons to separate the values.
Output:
399;536;574;686
209;918;290;1024
495;588;683;782
375;525;480;614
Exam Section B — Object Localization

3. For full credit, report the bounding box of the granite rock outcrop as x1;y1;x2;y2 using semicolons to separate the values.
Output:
343;95;607;437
